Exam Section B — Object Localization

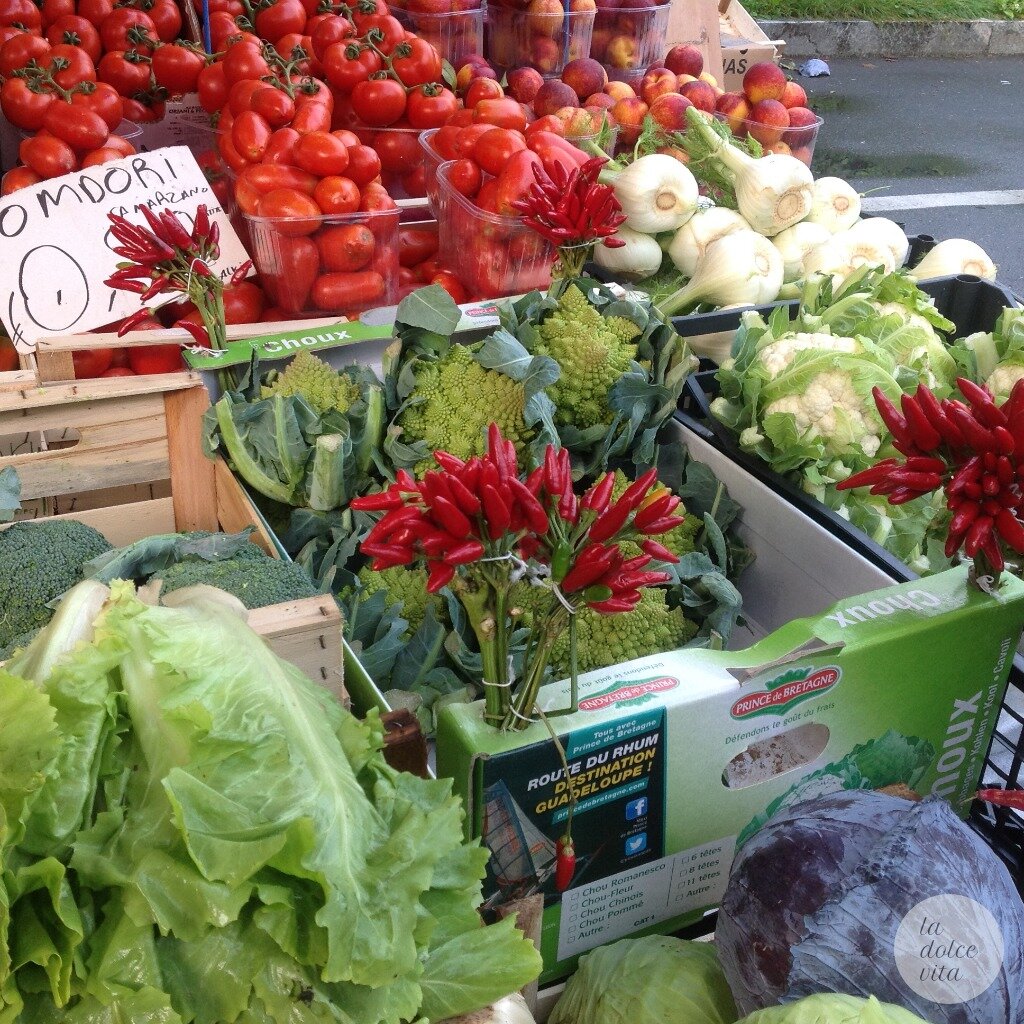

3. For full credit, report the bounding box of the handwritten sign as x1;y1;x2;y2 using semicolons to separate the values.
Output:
0;145;250;352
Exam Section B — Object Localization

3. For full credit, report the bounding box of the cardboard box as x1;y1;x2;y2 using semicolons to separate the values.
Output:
719;0;784;92
665;0;723;91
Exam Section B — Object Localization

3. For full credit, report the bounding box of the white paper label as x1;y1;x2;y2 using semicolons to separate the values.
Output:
556;837;734;961
0;145;249;352
135;98;213;154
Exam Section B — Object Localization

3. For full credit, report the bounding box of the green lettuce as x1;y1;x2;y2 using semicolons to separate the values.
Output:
737;994;935;1024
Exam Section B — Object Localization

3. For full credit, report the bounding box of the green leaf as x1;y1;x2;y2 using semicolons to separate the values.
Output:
0;468;20;523
474;330;534;381
395;286;461;336
82;530;259;584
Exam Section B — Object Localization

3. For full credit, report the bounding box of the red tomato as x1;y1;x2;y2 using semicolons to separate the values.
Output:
313;174;359;214
250;82;295;127
316;223;374;272
451;122;490;159
431;124;461;159
351;77;405;127
20;134;78;177
231;110;272;162
47;43;95;89
99;50;152;97
1;77;53;130
208;9;240;49
223;41;270;85
46;13;100;60
357;13;405;52
290;98;331;134
445;108;473;127
398;226;438;267
72;347;114;378
121;96;164;122
102;133;136;156
43;102;109;153
0;0;41;32
256;187;322;235
0;32;50;77
1;165;42;194
446;157;481;198
227;78;263;116
146;0;182;42
358;181;397;212
406;83;457;129
473;98;527;132
472;127;526;177
430;270;467;304
70;81;124;130
311;270;385;311
333;128;359;147
263;126;300;164
151;43;206;95
222;280;266;323
289;131;344;175
128;344;184;374
41;0;76;27
525;114;565;138
475;177;500;213
197;61;229;112
390;37;441;87
0;336;17;372
77;0;114;25
372;127;418;172
254;0;306;43
311;14;354;60
344;143;380;185
416;255;440;282
100;366;136;376
323;41;380;94
217;128;247;172
240;162;319;195
81;145;128;167
464;77;503;108
260;234;320;313
100;8;157;53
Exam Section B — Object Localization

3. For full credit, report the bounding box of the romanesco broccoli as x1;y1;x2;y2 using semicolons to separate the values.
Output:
609;470;701;560
0;520;112;648
155;557;320;609
261;351;362;417
397;343;531;471
356;564;440;634
534;285;643;430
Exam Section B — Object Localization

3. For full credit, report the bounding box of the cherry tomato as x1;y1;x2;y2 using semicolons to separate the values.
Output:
222;280;266;323
100;8;157;53
311;270;385;311
227;77;263;117
99;49;151;96
358;181;397;212
475;177;500;213
0;0;42;32
223;41;270;85
46;13;100;60
250;82;295;126
351;77;405;127
0;336;17;372
0;32;50;77
43;101;109;153
311;13;354;60
464;77;503;108
446;156;481;198
312;174;358;214
390;37;441;87
81;145;128;167
372;127;418;172
77;0;114;25
151;42;205;95
1;165;43;194
323;41;380;94
232;109;272;162
293;130;349;175
20;134;78;177
254;0;306;44
41;0;76;28
146;0;182;42
70;81;124;130
196;61;228;113
406;83;457;129
260;234;320;313
343;143;381;186
316;223;374;272
1;77;53;131
291;98;331;134
430;270;467;304
256;187;322;235
207;9;240;45
72;347;114;378
398;225;438;267
47;43;96;89
473;97;528;132
472;127;526;176
263;126;300;164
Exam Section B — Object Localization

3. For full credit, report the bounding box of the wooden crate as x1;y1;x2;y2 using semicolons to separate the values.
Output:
0;366;345;700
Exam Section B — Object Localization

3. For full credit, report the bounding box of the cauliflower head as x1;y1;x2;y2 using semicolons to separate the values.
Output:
872;302;935;336
535;284;642;430
986;359;1024;402
262;351;362;417
356;563;440;635
756;333;860;380
397;344;531;471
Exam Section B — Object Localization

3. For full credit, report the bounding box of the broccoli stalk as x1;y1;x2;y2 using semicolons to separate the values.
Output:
308;434;347;513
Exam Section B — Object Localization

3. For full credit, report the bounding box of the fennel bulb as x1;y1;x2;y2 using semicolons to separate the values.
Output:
593;227;664;279
802;236;856;285
659;229;784;316
847;217;909;267
911;238;997;281
668;206;750;277
685;106;813;236
804;177;861;232
772;221;831;282
608;154;698;234
841;228;897;274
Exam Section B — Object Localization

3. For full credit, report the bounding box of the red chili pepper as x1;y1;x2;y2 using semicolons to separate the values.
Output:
554;836;575;892
230;259;253;285
558;488;578;524
362;541;415;563
901;393;942;452
525;467;545;497
481;484;512;540
641;539;679;564
948;405;996;452
561;544;618;594
982;474;1001;497
873;387;915;450
887;469;943;492
914;386;966;449
431;495;472;539
106;277;148;294
544;444;565;495
508;477;550;535
446;475;482;518
176;319;211;347
193;204;211;244
888;486;920;505
633;494;681;531
996;508;1024;554
351;490;403;511
837;459;901;491
618;468;659;511
589;498;632;543
116;307;154;337
977;787;1024;810
444;540;485;565
949;502;980;538
642;515;687;535
957;377;1008;429
589;593;643;613
433;451;465;473
582;472;615;515
964;515;994;558
948;456;982;496
159;209;194;249
904;456;946;474
426;561;456;593
980;530;1005;572
993;425;1015;456
365;506;423;545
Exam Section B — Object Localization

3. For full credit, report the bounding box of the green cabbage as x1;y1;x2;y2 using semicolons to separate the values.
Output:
738;994;935;1024
548;936;736;1024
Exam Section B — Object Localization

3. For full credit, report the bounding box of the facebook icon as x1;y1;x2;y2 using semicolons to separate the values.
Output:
625;797;648;821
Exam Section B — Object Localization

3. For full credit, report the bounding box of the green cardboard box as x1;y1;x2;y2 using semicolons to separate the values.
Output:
436;566;1024;982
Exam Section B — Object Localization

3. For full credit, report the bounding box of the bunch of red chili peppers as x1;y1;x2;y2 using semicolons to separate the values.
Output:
511;157;625;280
105;204;251;349
838;377;1024;580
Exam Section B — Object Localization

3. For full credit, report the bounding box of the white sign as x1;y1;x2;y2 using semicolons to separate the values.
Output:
0;145;250;352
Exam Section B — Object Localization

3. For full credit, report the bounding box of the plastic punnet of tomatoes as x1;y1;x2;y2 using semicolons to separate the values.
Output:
244;206;400;317
351;126;430;202
435;160;552;301
388;3;486;70
591;0;671;84
485;4;595;78
419;128;445;213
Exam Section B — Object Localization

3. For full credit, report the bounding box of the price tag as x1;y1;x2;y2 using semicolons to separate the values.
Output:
0;145;249;353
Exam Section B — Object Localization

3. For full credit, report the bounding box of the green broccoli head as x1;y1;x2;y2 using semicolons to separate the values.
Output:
355;563;441;635
397;343;532;472
0;520;112;648
155;557;320;609
535;285;643;430
261;351;362;417
609;470;701;560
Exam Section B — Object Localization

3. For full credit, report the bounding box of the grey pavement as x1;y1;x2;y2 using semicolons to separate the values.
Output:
802;56;1023;294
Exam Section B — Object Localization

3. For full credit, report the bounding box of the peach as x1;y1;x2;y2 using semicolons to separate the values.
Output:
675;73;697;86
714;92;750;135
584;91;616;110
561;56;607;99
765;140;791;156
615;0;653;33
526;0;564;37
791;144;813;166
609;96;648;144
529;34;561;74
604;80;636;100
557;106;599;136
746;98;789;146
648;92;692;132
506;66;544;104
534;79;580;116
589;24;613;59
663;43;702;77
657;144;690;163
783;105;818;148
605;33;639;70
639;67;676;105
780;80;807;108
742;60;786;103
456;61;498;92
679;79;717;113
698;70;718;88
570;0;596;8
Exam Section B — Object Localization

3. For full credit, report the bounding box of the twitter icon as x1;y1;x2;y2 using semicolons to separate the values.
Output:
625;832;647;855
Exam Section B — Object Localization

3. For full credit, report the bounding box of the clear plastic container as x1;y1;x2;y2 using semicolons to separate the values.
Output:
436;160;554;300
591;2;671;83
420;128;444;213
244;207;400;318
390;4;486;67
352;126;430;201
486;4;595;77
717;111;825;168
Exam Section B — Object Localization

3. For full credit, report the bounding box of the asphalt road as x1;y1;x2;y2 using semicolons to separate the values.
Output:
800;56;1023;295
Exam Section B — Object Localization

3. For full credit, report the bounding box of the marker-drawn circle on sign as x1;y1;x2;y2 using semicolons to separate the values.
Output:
19;246;90;333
